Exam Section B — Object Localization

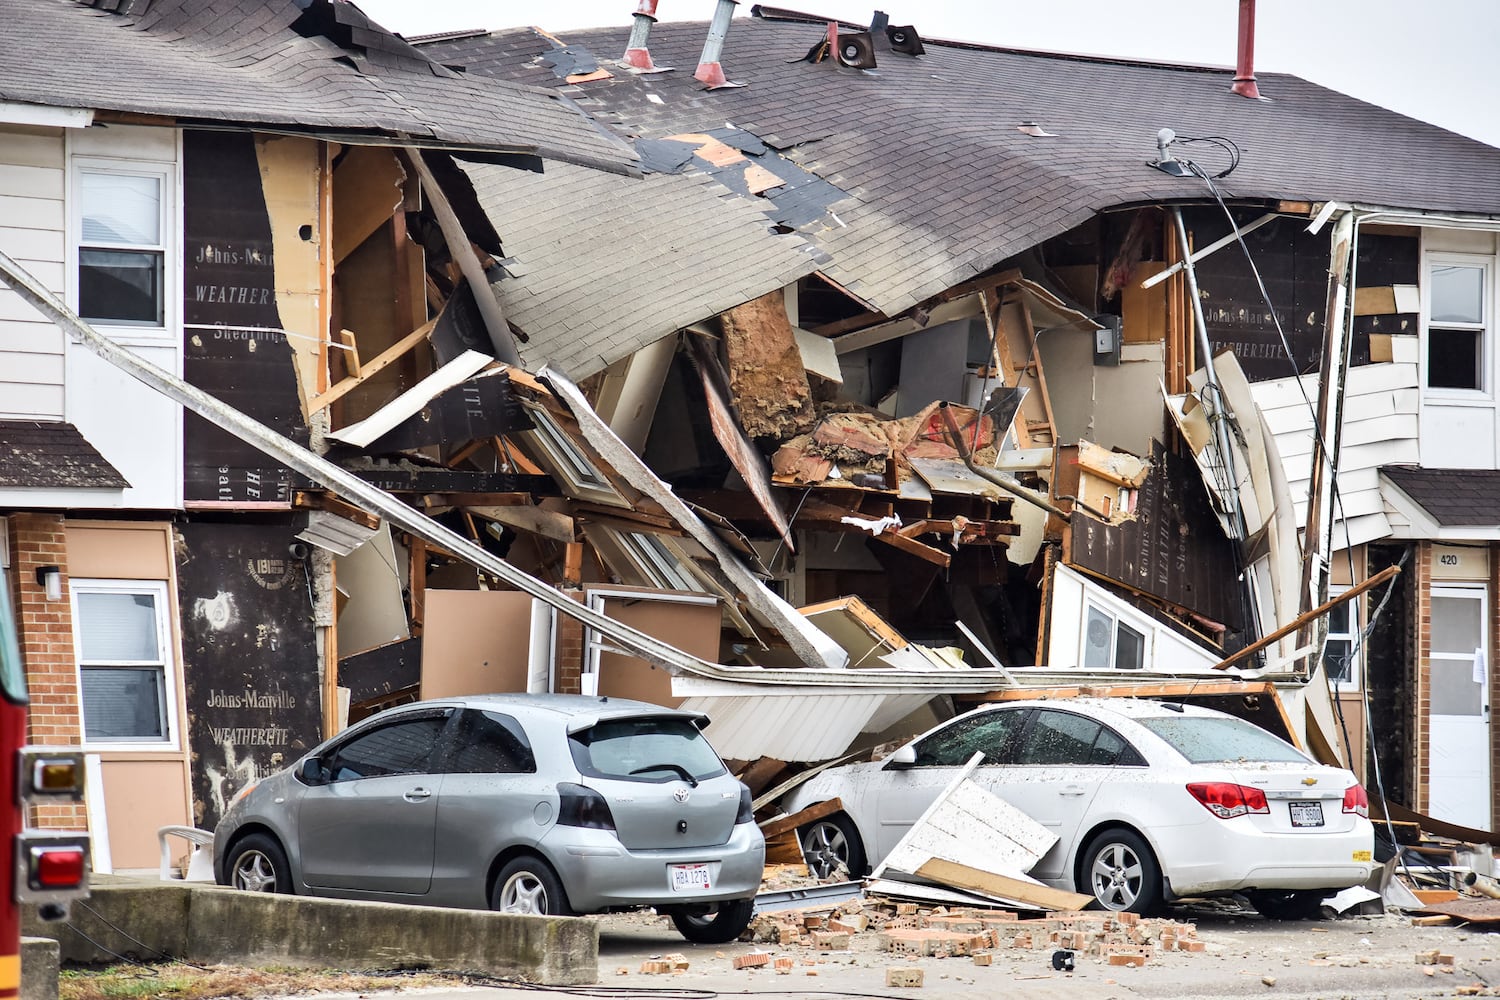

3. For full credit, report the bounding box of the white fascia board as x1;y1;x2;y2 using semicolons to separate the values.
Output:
0;102;93;129
1378;476;1444;537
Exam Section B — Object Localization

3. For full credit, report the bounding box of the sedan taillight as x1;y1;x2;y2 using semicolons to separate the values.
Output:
1186;781;1270;819
735;783;754;824
1342;783;1369;818
557;782;616;831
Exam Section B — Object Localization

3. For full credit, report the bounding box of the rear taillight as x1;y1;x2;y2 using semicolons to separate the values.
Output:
735;784;754;824
556;782;616;831
1342;783;1369;818
1186;782;1270;819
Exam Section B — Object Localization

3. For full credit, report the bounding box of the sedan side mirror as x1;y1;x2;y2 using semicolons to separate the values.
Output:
299;756;327;785
883;745;918;770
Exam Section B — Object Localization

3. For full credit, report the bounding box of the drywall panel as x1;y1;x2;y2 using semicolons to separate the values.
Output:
335;523;410;656
1035;326;1094;445
1090;341;1167;455
420;589;535;698
894;318;971;418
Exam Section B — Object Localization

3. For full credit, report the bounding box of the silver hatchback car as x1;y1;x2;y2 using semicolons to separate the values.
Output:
213;694;765;943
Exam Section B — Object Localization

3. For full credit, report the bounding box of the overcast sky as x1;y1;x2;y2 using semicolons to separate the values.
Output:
354;0;1500;149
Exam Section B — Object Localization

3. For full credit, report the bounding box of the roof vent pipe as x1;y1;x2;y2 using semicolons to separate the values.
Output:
623;0;662;70
695;0;744;88
1230;0;1261;99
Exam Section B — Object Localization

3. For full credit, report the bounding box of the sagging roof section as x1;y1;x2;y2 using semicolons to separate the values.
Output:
3;0;637;171
459;156;824;379
420;14;1500;316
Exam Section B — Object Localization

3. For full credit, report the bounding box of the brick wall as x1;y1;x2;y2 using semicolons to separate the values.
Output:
6;514;87;828
553;590;585;695
1412;541;1432;814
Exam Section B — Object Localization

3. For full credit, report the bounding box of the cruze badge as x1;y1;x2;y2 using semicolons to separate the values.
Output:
1302;777;1318;786
674;787;691;803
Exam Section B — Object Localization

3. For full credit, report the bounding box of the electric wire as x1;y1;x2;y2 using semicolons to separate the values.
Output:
1170;140;1410;855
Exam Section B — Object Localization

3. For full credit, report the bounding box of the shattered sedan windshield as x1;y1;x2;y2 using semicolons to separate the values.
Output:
1136;716;1310;764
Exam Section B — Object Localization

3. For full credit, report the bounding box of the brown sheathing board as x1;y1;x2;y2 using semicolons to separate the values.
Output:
719;288;815;440
1067;440;1244;636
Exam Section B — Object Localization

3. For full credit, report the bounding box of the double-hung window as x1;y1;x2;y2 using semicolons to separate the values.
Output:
72;580;174;746
1323;589;1362;691
74;163;170;330
1426;256;1490;393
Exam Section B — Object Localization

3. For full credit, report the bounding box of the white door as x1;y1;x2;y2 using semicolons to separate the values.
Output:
1429;586;1491;830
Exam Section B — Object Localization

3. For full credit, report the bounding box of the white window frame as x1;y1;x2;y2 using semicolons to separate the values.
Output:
1323;587;1363;692
70;578;178;750
1081;602;1151;671
1422;252;1493;401
66;155;179;347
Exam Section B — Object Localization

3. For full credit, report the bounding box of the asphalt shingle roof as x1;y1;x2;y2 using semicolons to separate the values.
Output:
0;421;127;489
0;0;636;172
463;157;823;379
423;12;1500;315
1382;466;1500;527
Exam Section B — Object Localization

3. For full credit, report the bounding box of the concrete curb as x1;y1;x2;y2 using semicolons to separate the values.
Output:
23;879;598;986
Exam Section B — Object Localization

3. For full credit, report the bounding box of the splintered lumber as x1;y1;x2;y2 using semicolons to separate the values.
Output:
308;318;436;412
759;798;846;842
915;857;1092;912
719;288;816;439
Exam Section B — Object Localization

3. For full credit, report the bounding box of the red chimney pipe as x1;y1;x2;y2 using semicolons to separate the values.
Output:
695;0;742;89
623;0;660;71
1231;0;1260;99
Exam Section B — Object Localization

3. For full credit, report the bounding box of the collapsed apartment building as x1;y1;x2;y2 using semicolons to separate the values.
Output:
5;0;1500;870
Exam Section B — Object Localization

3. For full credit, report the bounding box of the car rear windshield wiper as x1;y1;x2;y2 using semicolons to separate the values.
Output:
630;763;699;787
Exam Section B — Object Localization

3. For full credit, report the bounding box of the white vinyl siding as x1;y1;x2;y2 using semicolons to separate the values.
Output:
0;128;67;419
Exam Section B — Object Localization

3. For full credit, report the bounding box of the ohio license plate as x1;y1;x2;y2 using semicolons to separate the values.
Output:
1289;800;1325;828
669;863;712;892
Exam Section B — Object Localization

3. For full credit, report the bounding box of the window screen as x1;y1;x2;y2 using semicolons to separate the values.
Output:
78;169;165;326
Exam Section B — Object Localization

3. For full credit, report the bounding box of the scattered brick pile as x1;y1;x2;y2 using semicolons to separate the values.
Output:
736;898;1204;977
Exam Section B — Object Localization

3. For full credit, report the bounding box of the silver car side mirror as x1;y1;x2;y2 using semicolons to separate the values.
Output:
299;756;327;785
883;745;918;770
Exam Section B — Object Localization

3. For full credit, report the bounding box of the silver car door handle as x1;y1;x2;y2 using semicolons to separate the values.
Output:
1060;786;1087;797
403;787;432;802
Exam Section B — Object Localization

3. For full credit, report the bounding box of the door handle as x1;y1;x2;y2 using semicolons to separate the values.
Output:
1060;785;1086;797
403;787;432;802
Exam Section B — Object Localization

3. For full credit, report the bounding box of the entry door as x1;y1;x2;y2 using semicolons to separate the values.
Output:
1429;586;1491;831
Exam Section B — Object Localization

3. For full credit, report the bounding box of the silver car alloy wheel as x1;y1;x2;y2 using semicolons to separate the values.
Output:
232;850;280;892
802;819;850;879
498;870;549;914
1089;840;1143;910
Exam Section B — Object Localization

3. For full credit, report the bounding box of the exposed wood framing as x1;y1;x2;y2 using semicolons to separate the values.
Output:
400;147;520;366
1212;564;1400;670
307;318;436;413
292;490;381;530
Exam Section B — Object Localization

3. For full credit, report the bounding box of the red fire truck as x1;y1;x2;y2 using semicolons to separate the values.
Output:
0;579;90;996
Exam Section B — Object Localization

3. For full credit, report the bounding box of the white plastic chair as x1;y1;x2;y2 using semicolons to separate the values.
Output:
157;825;215;881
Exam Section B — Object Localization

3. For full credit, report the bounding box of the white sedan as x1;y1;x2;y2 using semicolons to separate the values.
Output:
782;698;1375;916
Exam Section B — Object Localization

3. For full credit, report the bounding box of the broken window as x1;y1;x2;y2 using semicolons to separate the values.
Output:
1015;710;1104;766
1082;605;1146;670
76;166;168;328
72;581;172;744
912;708;1025;767
1426;258;1489;392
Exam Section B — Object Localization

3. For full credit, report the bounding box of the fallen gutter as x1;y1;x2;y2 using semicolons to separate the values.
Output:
5;249;1025;689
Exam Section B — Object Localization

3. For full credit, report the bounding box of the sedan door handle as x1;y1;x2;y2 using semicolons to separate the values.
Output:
403;787;432;802
1059;785;1087;797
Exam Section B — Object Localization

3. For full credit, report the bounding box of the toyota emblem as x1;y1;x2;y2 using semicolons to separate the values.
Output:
673;787;691;803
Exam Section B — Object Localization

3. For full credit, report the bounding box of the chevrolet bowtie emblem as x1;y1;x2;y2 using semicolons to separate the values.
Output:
1302;777;1318;786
